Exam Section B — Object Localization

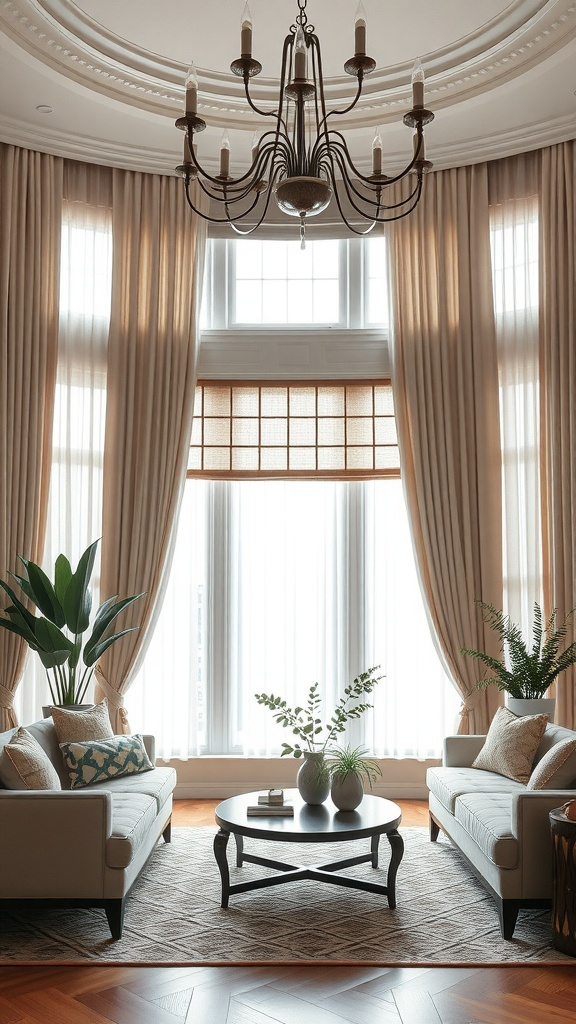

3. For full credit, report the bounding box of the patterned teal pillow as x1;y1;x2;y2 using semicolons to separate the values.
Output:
59;734;153;790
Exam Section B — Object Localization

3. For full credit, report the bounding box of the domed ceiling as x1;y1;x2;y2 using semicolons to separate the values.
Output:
0;0;575;175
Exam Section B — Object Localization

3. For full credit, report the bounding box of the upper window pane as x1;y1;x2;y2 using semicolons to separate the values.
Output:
233;238;340;326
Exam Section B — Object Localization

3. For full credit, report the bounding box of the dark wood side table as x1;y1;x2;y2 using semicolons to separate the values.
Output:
213;789;403;909
550;807;576;957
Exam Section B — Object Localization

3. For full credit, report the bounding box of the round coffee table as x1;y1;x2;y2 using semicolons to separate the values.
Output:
214;790;403;909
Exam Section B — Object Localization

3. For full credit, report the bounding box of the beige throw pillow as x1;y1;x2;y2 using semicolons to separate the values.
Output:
472;706;548;784
0;727;61;790
51;699;114;744
527;737;576;790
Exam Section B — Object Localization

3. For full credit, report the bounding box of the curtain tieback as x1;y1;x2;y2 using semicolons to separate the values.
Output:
0;683;15;709
459;688;484;728
94;666;130;733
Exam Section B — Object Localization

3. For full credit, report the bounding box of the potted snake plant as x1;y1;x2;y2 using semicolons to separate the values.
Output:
0;540;142;709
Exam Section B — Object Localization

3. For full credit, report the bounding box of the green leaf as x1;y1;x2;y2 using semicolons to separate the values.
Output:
62;540;98;633
54;554;73;606
83;627;137;667
35;617;74;657
84;593;143;663
37;647;71;669
18;558;64;626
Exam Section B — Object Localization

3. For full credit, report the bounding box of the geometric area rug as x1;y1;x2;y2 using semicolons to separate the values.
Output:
0;826;571;965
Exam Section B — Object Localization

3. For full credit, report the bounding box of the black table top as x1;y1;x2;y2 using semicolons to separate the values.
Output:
214;790;402;843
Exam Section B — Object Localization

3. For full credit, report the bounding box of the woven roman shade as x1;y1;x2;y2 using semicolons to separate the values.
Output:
188;381;399;479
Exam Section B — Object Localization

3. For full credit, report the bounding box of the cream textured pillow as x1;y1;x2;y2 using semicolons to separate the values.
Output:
0;727;61;790
527;737;576;790
50;699;114;744
472;706;548;784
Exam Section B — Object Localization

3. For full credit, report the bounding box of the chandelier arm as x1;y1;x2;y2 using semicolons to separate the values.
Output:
318;129;424;188
224;166;285;235
313;37;364;133
182;177;261;224
242;34;292;133
327;146;422;218
326;160;424;230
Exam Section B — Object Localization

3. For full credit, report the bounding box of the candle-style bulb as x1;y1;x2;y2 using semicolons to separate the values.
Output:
241;2;253;57
355;1;367;55
372;128;382;175
411;57;425;108
220;129;231;177
185;61;198;115
294;24;307;80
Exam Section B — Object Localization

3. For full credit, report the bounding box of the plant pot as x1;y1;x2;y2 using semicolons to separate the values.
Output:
505;697;555;721
296;751;330;805
42;704;94;719
330;771;364;811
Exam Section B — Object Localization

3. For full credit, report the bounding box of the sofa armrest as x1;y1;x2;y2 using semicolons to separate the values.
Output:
511;790;575;894
142;734;155;763
0;790;112;898
443;735;486;767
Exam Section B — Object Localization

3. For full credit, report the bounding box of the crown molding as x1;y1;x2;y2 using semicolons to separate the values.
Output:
1;0;576;129
1;111;574;176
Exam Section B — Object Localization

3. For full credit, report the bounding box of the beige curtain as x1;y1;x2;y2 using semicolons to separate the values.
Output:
389;163;503;734
94;170;207;732
0;145;62;729
540;140;576;728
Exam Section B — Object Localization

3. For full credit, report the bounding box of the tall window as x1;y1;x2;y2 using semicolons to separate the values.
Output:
490;195;541;635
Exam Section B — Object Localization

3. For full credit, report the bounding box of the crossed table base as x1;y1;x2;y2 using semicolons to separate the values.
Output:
213;791;404;910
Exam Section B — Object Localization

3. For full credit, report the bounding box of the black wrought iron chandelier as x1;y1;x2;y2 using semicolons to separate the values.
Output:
175;0;434;241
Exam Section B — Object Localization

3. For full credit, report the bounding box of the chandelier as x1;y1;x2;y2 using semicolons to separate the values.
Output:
175;0;434;242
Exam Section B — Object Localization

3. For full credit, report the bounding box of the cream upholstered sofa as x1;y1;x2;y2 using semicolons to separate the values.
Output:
0;714;176;938
427;720;576;939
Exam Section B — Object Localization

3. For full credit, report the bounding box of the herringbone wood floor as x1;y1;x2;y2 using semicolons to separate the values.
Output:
0;800;574;1023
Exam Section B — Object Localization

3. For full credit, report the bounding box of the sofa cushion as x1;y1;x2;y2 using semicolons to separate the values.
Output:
106;792;158;869
427;765;525;813
25;718;72;789
91;765;177;813
0;727;61;790
454;793;519;869
526;737;576;790
60;734;154;790
51;700;114;744
472;707;548;784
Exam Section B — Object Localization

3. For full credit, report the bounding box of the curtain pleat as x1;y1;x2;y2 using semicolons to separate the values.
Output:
389;163;503;734
94;172;207;732
0;144;62;729
540;140;576;728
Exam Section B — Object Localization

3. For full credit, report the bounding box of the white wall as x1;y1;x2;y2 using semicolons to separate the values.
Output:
164;756;439;800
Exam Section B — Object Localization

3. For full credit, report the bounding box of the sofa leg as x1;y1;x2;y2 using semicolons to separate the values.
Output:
429;814;440;842
104;898;125;940
162;818;172;843
497;897;520;940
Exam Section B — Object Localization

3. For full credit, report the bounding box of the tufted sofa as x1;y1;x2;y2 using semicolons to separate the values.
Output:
0;716;176;938
427;722;576;939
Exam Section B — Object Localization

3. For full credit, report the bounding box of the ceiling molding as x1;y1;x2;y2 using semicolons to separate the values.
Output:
2;110;574;176
1;0;576;129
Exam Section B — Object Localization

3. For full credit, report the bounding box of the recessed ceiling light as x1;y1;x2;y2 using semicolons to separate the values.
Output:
36;104;53;114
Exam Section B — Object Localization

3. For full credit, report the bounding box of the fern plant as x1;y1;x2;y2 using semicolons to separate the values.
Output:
461;602;576;699
255;667;383;757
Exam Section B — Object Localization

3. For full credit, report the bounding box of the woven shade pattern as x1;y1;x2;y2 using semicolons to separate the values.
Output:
188;382;399;478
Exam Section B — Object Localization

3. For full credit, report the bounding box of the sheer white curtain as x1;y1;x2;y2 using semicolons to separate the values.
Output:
127;477;459;759
489;157;542;637
16;190;111;722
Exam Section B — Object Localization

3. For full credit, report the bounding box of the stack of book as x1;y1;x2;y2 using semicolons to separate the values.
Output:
247;789;294;816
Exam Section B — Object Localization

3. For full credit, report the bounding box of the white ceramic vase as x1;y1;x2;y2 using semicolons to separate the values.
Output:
296;751;330;805
505;696;555;721
330;771;364;811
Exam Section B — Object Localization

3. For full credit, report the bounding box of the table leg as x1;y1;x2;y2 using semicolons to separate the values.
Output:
234;832;244;867
370;833;380;868
385;829;404;909
214;828;231;908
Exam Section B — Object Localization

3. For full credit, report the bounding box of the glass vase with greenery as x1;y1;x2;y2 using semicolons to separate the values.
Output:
0;540;142;707
461;601;576;699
